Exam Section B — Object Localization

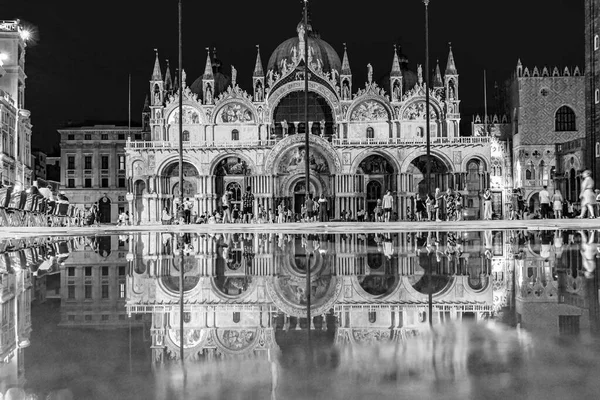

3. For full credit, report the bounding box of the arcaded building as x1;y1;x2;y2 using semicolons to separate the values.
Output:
126;16;492;224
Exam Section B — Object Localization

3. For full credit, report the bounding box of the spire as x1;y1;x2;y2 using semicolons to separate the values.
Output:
143;95;150;112
390;45;401;77
164;59;173;91
341;43;351;75
445;43;457;75
433;60;443;87
203;48;214;79
253;44;264;77
151;49;162;81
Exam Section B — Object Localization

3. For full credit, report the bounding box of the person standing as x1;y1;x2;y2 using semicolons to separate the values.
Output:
221;191;232;223
382;190;394;222
318;194;328;222
242;186;255;224
455;190;463;221
434;188;443;222
305;194;314;222
415;194;425;222
444;188;456;221
483;189;493;220
539;186;551;219
578;169;596;218
183;198;193;224
552;189;564;219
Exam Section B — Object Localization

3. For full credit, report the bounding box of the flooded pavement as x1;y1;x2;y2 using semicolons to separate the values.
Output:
0;229;599;399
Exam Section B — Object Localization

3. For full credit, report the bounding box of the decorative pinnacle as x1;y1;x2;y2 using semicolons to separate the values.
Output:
154;48;158;55
423;0;430;5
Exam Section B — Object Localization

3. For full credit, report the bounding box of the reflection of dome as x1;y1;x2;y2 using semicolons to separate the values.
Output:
162;275;200;292
267;21;341;73
357;274;398;297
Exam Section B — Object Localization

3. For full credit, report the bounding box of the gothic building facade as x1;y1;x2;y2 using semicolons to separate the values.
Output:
472;61;585;217
126;18;491;224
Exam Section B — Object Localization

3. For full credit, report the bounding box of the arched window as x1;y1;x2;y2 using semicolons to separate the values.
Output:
231;129;239;141
182;130;189;141
233;312;241;323
525;169;532;180
555;106;576;131
416;127;424;138
366;127;374;139
595;34;599;50
550;166;555;180
540;160;548;181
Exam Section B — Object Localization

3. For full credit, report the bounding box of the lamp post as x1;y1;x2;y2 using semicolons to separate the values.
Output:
423;0;433;327
303;0;312;341
303;0;310;214
177;0;185;222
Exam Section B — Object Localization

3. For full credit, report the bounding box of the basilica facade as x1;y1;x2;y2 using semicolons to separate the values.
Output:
125;18;491;224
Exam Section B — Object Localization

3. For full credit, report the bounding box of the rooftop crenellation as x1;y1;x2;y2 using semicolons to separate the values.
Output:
516;60;582;78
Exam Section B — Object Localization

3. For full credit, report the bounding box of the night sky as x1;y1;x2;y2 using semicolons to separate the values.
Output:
4;0;584;154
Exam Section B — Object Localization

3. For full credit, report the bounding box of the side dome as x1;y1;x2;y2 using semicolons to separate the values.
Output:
267;24;342;74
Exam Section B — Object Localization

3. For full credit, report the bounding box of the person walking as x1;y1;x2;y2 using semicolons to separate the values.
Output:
242;186;255;224
539;186;551;219
416;194;425;221
318;194;329;222
483;188;493;220
552;189;564;219
382;190;394;222
578;169;596;218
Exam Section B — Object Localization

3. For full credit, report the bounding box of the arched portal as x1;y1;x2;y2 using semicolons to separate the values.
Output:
406;155;450;198
366;181;382;217
98;195;111;223
213;156;250;211
292;179;318;214
273;91;334;137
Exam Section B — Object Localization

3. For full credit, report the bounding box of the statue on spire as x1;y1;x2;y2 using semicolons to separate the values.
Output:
367;63;373;84
231;65;237;87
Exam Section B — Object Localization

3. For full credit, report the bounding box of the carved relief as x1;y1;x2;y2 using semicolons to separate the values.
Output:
278;146;330;174
218;329;255;350
350;101;389;121
342;152;351;165
168;105;201;124
402;101;438;121
219;103;254;123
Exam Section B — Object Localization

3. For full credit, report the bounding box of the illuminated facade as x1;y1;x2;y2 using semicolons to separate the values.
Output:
58;125;142;223
0;20;32;187
126;15;492;224
472;61;585;216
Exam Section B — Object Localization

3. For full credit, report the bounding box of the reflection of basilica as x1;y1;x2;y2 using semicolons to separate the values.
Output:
125;7;491;223
126;231;497;367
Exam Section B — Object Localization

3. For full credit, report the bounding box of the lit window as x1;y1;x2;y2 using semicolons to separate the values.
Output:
595;35;599;50
596;142;600;158
118;155;126;171
232;129;239;141
596;89;600;104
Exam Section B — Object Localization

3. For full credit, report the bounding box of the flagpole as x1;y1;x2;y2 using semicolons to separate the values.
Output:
128;74;131;141
484;70;488;135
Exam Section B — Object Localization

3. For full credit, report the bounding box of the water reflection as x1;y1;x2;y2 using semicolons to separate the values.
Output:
0;229;598;398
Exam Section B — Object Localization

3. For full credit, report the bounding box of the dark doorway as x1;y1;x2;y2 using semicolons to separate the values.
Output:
99;196;111;223
366;181;382;218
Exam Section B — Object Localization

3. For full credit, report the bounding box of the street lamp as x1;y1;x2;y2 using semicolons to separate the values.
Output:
423;0;433;327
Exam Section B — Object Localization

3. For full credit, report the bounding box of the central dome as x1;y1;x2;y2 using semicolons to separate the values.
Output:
267;21;342;74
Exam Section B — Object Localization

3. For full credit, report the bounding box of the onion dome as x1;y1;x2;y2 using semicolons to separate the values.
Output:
267;20;342;74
